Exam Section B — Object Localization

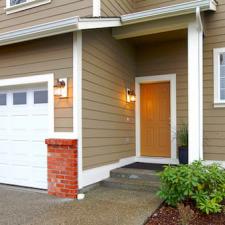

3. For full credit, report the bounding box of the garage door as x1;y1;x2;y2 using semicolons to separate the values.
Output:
0;85;49;189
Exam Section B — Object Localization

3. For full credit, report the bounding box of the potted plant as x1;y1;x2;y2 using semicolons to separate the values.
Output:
177;124;188;164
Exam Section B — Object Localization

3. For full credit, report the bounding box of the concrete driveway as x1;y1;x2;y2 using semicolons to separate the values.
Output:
0;185;161;225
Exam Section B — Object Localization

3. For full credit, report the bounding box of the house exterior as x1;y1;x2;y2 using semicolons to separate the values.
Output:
0;0;224;198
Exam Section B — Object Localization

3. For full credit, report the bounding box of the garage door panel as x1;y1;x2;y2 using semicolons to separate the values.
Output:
32;157;47;167
32;169;48;189
11;116;31;130
31;133;48;142
31;142;47;153
0;142;10;164
0;165;10;181
0;155;9;165
12;167;30;186
0;86;49;189
32;144;47;165
30;115;49;130
0;116;9;129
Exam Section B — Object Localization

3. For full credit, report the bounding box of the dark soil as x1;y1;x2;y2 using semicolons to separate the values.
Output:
145;202;225;225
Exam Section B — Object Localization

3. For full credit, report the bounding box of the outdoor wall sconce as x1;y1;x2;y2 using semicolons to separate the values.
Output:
127;88;136;103
54;78;68;98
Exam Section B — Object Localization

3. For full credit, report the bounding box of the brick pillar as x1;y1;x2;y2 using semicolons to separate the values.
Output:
45;139;78;199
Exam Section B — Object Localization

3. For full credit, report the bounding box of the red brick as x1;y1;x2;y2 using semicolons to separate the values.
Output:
45;138;78;199
65;185;77;190
45;139;77;146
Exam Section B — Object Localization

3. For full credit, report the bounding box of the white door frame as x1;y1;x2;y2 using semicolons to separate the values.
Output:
0;74;54;134
135;74;178;164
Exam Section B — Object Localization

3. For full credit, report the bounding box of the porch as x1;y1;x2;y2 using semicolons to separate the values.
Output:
81;9;205;188
114;12;203;165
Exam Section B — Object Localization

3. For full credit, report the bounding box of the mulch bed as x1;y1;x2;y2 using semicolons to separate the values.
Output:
145;201;225;225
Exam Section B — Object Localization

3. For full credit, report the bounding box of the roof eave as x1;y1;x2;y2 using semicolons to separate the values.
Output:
121;0;217;25
0;17;121;47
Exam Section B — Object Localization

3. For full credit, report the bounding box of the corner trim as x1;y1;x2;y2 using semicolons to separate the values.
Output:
93;0;101;17
73;31;83;189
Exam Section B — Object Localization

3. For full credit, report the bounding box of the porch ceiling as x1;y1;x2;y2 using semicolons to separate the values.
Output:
112;14;195;40
128;29;187;46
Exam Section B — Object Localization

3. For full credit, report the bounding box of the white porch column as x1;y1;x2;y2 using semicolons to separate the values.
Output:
188;20;203;163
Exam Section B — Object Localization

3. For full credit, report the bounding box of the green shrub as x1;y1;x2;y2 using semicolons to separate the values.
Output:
157;161;225;214
177;123;188;147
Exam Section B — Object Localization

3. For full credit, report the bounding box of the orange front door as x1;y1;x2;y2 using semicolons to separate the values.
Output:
140;82;171;157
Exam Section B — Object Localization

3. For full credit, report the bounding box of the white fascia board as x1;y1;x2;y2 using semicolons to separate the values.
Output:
121;0;217;25
78;18;121;29
0;17;79;46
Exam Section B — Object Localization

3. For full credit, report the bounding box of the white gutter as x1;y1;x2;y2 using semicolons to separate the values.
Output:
0;17;121;46
121;0;217;25
0;17;79;46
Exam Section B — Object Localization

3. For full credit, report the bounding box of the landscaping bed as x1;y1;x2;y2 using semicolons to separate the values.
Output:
147;161;225;225
146;201;225;225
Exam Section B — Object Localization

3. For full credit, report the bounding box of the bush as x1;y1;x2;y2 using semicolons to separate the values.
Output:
157;161;225;214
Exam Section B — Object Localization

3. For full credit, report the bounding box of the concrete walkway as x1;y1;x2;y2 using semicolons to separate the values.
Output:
0;185;161;225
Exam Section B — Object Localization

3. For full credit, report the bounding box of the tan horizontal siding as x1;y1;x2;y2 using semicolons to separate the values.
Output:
0;34;73;132
82;29;136;170
0;0;92;34
203;0;225;161
136;39;188;131
134;0;193;12
101;0;134;16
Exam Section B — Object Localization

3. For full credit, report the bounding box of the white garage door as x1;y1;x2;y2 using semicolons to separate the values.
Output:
0;85;49;189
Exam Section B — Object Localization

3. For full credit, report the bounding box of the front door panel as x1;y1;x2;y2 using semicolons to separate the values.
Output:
140;82;171;157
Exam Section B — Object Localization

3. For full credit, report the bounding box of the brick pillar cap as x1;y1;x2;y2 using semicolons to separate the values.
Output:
45;139;77;146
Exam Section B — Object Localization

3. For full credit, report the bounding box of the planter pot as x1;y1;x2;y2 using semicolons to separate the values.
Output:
178;146;188;164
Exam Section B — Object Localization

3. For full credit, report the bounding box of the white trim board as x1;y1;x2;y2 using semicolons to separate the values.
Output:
135;74;177;161
204;160;225;168
82;157;135;187
73;31;83;189
5;0;51;14
82;155;179;188
213;47;225;107
188;20;203;162
93;0;101;17
136;157;179;165
81;157;225;188
0;74;54;134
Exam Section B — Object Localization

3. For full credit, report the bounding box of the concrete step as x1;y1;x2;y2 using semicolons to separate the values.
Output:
101;177;160;193
110;168;160;182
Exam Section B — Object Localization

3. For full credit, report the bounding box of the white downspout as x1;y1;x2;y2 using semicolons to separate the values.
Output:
187;7;203;163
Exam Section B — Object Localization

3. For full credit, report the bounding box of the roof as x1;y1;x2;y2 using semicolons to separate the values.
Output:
0;0;217;46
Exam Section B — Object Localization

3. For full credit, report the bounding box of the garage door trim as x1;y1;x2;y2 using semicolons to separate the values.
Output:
0;74;54;134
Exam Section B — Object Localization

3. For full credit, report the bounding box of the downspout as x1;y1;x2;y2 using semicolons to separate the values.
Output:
196;6;204;161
